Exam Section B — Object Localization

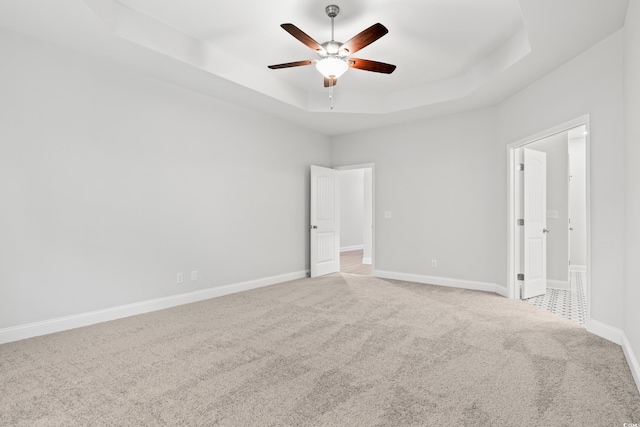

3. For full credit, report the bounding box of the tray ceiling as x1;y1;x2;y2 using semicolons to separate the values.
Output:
0;0;629;135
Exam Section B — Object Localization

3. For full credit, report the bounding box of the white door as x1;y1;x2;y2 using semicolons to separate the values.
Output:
310;165;340;277
523;148;548;299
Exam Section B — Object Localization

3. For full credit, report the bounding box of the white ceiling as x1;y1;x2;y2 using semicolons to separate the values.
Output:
0;0;630;136
118;0;524;94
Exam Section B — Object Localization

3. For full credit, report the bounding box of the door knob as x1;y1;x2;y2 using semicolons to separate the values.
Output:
543;228;550;233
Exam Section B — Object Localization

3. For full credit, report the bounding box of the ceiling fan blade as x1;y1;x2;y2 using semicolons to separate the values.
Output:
349;58;396;74
324;77;338;87
281;24;323;52
268;60;314;70
341;23;388;55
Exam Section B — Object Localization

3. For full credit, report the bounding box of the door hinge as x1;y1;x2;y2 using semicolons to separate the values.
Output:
517;219;524;226
517;273;524;281
518;163;524;171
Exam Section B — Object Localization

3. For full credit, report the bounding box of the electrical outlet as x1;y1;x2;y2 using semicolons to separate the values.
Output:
431;260;437;268
177;272;184;284
191;270;198;281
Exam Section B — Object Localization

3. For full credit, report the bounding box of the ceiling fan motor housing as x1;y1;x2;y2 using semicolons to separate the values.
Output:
321;41;343;56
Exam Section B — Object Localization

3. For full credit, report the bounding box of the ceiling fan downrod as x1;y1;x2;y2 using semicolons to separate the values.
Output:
325;5;339;41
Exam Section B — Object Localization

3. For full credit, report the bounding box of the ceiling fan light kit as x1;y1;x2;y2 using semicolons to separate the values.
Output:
316;57;348;79
267;4;396;107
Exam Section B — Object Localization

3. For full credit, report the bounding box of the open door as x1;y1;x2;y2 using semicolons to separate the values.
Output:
310;165;340;277
522;148;547;299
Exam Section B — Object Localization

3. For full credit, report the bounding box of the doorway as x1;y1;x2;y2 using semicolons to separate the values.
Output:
507;116;590;325
337;164;374;276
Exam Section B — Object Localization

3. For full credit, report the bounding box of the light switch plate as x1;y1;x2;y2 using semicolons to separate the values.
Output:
547;210;559;219
384;211;392;219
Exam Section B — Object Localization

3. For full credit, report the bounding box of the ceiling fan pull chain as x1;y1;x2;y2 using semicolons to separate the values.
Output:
329;82;334;110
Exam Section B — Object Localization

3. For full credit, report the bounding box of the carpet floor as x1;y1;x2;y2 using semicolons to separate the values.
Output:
1;273;639;426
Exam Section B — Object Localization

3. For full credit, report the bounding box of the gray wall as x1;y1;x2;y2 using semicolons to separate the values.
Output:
1;13;636;372
0;29;331;329
624;0;640;385
333;30;625;331
569;131;587;269
339;169;365;250
332;108;500;284
498;31;625;329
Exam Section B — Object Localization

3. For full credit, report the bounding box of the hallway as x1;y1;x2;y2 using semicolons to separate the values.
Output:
340;249;372;276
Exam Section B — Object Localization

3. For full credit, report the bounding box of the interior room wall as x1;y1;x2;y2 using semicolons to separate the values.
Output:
624;0;640;386
332;108;501;286
332;30;625;332
498;30;625;331
568;129;587;270
0;29;331;329
526;133;570;286
339;169;365;251
0;15;633;371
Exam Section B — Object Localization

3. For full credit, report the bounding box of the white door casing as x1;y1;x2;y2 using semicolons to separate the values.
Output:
523;148;547;299
310;165;340;277
567;153;572;280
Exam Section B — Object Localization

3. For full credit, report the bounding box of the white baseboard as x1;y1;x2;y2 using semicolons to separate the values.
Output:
362;257;372;265
547;279;570;290
493;284;509;298
570;265;587;273
0;270;308;345
586;322;640;393
622;333;640;394
373;270;502;296
340;245;364;252
586;319;623;345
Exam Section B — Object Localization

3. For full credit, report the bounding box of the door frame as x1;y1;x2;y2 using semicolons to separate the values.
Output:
507;115;591;320
334;163;376;272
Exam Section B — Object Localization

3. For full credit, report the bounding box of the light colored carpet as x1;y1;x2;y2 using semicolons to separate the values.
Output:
1;273;639;426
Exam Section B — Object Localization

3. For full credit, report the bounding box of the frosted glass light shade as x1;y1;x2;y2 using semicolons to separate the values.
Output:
316;57;348;78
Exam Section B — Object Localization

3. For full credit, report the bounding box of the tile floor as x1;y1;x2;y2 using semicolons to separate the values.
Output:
523;271;586;325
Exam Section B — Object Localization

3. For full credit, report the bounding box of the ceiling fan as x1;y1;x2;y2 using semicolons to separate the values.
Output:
267;5;396;88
